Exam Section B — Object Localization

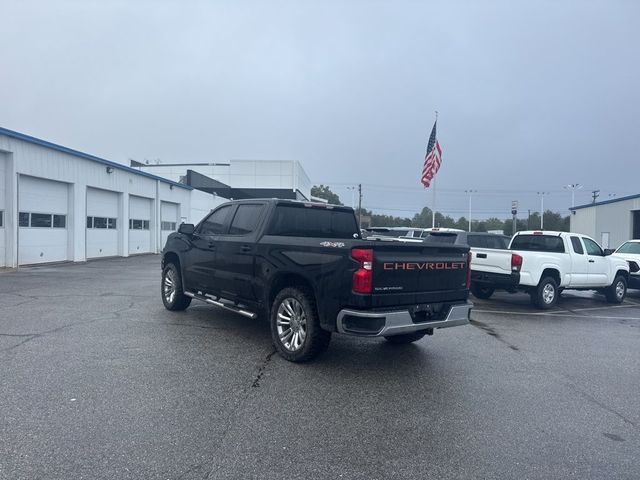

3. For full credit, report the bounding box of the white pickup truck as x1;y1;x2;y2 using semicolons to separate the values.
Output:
470;231;630;308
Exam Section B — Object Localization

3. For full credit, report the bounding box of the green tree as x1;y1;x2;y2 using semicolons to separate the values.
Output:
311;185;342;205
411;207;433;227
503;218;529;236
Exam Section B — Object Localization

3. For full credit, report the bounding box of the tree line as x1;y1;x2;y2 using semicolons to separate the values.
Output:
311;185;570;235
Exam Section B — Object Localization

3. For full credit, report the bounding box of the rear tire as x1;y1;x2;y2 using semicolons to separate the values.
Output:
605;275;627;304
384;332;427;344
270;287;331;362
162;263;191;311
531;276;558;309
470;284;495;299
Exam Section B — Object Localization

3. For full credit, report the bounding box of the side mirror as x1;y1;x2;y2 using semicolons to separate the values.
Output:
178;223;195;235
603;248;614;256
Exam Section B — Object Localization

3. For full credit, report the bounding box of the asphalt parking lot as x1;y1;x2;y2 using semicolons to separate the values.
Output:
1;255;639;480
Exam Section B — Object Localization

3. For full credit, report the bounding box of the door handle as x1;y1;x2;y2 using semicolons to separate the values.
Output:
588;259;595;263
240;245;252;253
208;242;217;249
477;253;487;259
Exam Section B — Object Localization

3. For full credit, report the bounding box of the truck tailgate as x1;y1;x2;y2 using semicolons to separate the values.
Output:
471;248;513;275
372;243;469;295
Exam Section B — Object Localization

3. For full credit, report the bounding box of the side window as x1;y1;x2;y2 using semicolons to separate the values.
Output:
199;205;232;235
583;238;603;256
570;236;584;255
229;204;264;235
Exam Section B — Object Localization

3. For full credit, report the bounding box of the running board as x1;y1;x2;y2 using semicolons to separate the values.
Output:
184;291;257;319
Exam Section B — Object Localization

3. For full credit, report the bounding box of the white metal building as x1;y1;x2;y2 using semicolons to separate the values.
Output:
133;159;312;200
570;194;640;249
0;127;223;268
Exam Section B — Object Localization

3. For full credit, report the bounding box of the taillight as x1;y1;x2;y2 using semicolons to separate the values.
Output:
466;251;472;289
511;253;523;272
352;248;373;294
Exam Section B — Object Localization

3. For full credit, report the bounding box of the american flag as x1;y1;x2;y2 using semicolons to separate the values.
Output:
421;120;442;188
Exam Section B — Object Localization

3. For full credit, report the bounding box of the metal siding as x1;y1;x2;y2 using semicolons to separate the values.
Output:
594;199;635;249
0;155;6;267
570;208;596;238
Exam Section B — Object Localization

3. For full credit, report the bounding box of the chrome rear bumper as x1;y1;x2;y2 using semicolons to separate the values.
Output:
336;301;472;337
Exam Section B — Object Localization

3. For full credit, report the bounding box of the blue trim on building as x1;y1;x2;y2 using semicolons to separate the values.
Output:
570;193;640;211
0;126;192;190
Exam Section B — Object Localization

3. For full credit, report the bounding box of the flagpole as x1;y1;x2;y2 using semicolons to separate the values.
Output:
432;177;436;228
431;111;438;228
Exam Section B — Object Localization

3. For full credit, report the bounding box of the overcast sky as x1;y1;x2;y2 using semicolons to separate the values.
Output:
2;0;639;220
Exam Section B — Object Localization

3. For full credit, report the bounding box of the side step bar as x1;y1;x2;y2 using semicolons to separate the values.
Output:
184;291;258;319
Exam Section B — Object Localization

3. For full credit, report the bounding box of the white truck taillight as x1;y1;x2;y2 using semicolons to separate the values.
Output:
351;248;373;294
511;253;523;272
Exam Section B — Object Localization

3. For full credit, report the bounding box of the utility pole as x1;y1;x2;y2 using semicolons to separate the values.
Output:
527;209;531;230
591;190;600;204
511;201;518;235
358;183;362;228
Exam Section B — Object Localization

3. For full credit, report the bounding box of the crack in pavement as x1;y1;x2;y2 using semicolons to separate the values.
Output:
469;319;520;351
0;303;138;354
251;349;277;388
195;348;278;480
471;318;638;432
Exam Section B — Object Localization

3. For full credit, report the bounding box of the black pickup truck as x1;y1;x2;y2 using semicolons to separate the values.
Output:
161;199;472;362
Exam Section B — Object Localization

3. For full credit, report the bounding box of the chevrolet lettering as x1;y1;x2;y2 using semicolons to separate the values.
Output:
384;262;467;271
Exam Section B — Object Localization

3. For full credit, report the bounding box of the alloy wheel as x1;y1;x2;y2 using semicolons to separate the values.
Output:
276;298;307;352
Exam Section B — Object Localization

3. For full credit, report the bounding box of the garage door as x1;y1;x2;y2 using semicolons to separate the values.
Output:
18;176;69;265
160;202;179;249
129;195;152;254
87;188;119;258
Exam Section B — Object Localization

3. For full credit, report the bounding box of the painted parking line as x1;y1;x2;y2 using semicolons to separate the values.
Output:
473;302;640;317
471;310;640;321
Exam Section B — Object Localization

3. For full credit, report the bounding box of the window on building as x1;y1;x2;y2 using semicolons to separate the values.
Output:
229;204;264;235
19;212;30;227
53;215;66;228
199;205;233;235
30;213;53;228
161;221;177;231
0;211;3;228
87;217;117;229
143;220;150;230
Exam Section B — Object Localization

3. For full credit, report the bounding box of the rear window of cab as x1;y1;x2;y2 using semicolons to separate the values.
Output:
510;234;565;253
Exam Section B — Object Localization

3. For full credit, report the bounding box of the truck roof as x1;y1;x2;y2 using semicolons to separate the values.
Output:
214;198;355;212
515;230;566;236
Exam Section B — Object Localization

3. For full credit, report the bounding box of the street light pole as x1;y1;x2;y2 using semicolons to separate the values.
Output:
537;192;548;229
346;186;356;209
563;183;582;208
464;189;477;232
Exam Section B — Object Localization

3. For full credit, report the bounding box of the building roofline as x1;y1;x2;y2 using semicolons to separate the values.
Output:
570;193;640;211
0;126;192;190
